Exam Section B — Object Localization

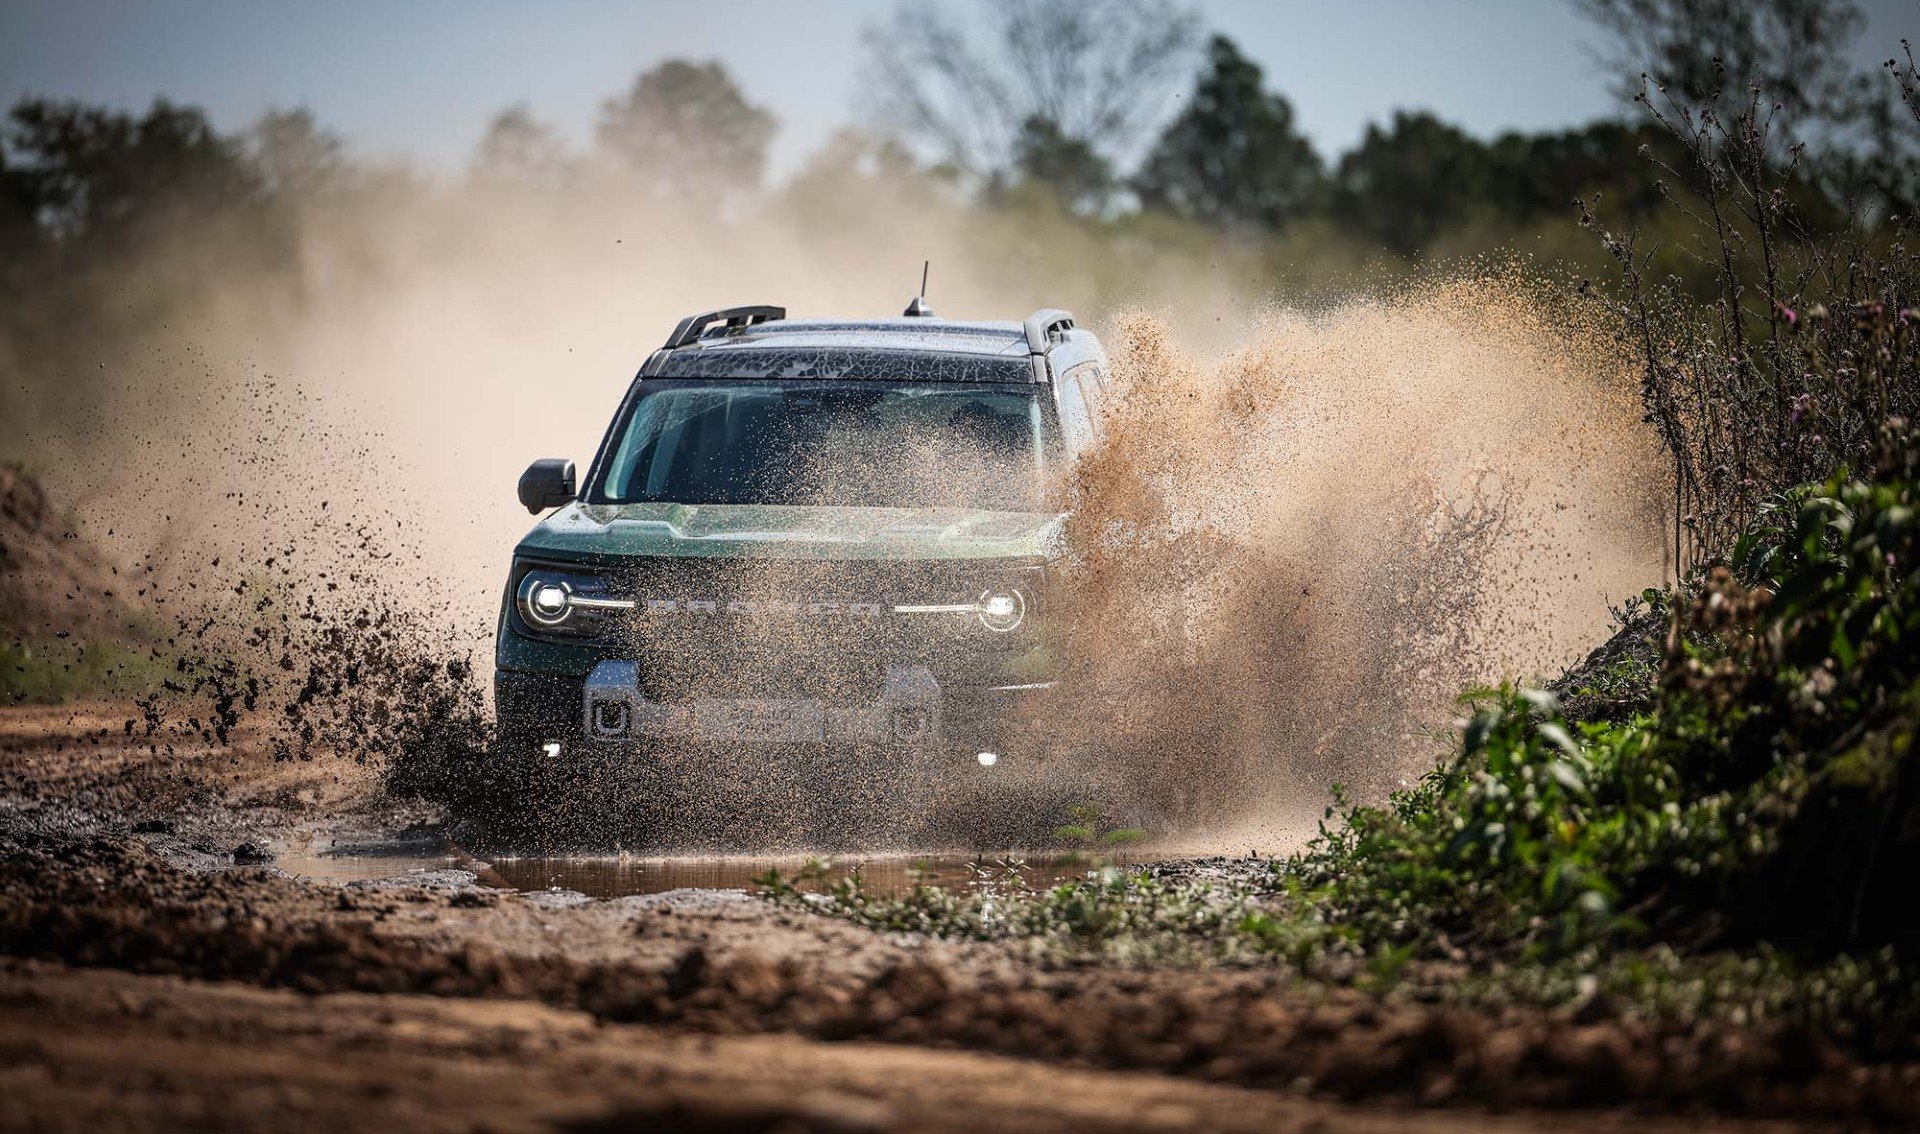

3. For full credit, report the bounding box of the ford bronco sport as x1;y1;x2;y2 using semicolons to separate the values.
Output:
494;301;1110;841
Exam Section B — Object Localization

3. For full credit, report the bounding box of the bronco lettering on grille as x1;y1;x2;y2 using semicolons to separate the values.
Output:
642;598;884;617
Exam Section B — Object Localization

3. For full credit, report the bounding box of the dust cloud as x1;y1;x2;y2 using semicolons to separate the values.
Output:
1052;278;1666;848
4;161;1666;847
7;164;1267;636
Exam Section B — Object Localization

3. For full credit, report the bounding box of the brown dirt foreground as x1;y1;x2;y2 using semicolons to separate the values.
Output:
0;703;1911;1133
0;961;1770;1134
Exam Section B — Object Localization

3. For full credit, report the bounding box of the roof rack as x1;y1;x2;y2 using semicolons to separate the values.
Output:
662;305;786;350
1022;308;1075;355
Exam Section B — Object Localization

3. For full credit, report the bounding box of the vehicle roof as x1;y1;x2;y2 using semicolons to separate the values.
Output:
686;318;1032;358
644;317;1076;385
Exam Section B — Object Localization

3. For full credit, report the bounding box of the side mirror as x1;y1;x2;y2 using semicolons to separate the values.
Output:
518;459;576;514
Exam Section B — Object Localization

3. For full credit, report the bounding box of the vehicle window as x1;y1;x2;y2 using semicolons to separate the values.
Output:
594;380;1049;511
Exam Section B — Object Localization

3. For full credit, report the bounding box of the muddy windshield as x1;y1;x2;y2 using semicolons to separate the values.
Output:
593;380;1050;510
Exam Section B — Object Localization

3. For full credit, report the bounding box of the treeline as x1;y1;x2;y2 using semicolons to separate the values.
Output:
4;0;1913;281
3;0;1916;522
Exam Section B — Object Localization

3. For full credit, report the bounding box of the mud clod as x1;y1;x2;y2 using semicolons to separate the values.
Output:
231;841;272;864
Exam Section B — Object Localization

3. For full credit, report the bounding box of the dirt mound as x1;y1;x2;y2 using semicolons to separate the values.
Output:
0;464;139;642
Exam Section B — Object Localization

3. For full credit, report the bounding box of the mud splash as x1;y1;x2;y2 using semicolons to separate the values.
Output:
1047;274;1665;844
12;274;1665;853
1;137;1663;850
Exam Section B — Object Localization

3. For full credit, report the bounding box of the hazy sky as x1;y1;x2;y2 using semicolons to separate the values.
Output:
3;0;1916;177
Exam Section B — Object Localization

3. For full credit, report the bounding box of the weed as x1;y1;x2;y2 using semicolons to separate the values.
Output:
1584;65;1920;567
1050;802;1150;850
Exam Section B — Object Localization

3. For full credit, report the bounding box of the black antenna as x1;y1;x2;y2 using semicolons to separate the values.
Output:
904;260;934;317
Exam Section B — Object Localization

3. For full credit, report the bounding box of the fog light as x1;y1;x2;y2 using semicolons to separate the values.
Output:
976;751;999;767
541;741;562;760
976;587;1025;632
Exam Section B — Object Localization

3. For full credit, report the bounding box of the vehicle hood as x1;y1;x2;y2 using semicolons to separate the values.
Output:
517;502;1066;562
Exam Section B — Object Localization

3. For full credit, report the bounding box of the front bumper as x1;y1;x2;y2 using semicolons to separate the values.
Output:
582;659;937;744
576;659;1049;749
495;661;1047;749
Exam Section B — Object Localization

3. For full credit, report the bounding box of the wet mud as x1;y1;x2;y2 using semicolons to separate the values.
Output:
282;841;1142;900
4;702;1918;1131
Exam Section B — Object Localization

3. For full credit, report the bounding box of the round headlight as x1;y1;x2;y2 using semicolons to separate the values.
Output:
519;576;574;626
976;587;1025;632
514;566;624;638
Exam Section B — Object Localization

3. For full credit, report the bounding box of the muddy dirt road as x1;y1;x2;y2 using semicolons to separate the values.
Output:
0;702;1894;1132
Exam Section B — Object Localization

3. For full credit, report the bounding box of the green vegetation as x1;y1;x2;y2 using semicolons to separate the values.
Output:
1300;428;1918;962
761;859;1284;968
1050;801;1149;850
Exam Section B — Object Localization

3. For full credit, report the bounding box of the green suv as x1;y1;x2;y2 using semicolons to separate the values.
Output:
494;301;1111;840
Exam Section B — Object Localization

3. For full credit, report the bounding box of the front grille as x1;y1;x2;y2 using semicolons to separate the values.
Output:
595;557;1028;699
603;556;983;603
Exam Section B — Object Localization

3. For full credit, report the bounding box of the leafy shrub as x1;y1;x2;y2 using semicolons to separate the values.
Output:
1552;588;1670;723
1299;420;1920;958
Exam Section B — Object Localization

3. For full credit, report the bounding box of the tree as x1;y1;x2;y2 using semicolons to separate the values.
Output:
1134;35;1324;232
1483;121;1669;222
596;59;775;201
1576;0;1865;120
249;108;347;198
1012;115;1114;213
1332;112;1490;256
473;105;572;191
0;145;42;274
3;98;260;240
863;0;1199;185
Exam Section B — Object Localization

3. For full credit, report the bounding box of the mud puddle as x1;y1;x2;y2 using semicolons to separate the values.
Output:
278;838;1144;899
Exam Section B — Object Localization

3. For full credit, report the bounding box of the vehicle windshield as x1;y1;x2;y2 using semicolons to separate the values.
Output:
593;380;1049;510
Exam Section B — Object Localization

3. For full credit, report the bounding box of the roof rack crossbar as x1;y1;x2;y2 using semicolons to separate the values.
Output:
1022;308;1075;355
663;305;787;350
